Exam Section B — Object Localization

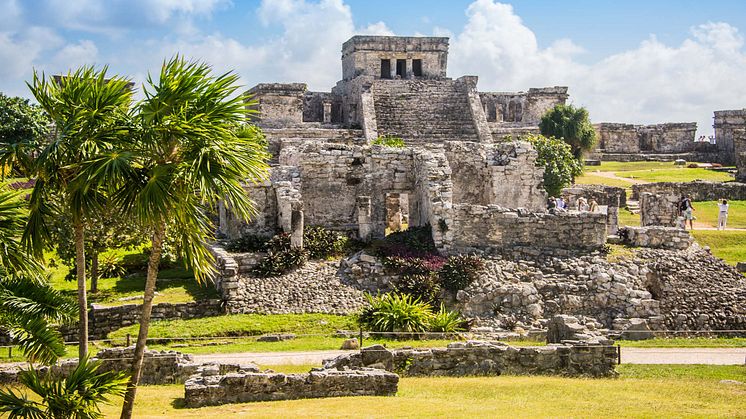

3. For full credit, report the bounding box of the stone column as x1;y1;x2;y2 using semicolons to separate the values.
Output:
290;201;304;249
385;193;402;232
357;196;372;241
323;101;332;124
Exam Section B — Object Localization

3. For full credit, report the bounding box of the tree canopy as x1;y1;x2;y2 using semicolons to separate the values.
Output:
524;133;583;197
539;104;597;159
0;93;50;177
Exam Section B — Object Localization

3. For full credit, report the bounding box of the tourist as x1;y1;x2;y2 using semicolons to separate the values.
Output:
718;199;729;230
577;197;589;212
589;199;599;213
556;196;567;210
547;197;556;210
681;194;696;230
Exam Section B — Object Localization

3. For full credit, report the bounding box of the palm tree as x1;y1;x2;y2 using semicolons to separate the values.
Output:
24;67;133;360
0;186;76;363
0;357;128;419
81;57;268;418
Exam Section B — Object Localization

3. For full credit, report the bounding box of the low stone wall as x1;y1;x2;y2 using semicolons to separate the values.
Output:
632;181;746;201
639;192;679;227
339;251;394;293
562;184;626;234
184;364;398;407
450;205;607;254
61;299;223;341
0;348;199;386
621;226;693;250
323;341;617;378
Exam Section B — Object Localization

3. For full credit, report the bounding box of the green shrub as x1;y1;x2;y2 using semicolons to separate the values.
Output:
303;226;348;259
439;255;484;292
357;293;433;334
266;233;291;252
98;253;126;278
251;248;308;278
524;133;583;197
393;273;442;305
429;304;468;333
372;135;405;148
370;225;437;258
225;234;270;253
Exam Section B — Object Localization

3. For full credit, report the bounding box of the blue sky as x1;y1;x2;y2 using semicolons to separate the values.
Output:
2;0;746;134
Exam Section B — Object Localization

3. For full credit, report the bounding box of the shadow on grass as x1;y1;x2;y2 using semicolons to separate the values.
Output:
171;398;187;409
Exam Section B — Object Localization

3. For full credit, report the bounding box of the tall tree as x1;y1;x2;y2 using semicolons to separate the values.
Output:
24;67;133;360
0;93;50;178
82;57;268;418
539;104;597;160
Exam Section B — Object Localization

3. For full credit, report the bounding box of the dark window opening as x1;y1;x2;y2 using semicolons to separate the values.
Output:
396;59;406;78
380;59;391;79
412;59;423;77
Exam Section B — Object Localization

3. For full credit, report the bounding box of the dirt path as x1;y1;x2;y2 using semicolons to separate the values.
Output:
191;347;746;366
588;171;649;185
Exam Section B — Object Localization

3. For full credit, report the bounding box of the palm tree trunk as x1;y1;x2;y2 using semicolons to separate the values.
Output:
73;220;88;360
120;223;165;419
90;251;99;293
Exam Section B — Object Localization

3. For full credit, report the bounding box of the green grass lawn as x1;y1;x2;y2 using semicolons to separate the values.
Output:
43;247;217;306
574;173;635;188
691;200;746;229
91;364;746;418
617;337;746;348
692;230;746;265
617;208;640;227
619;167;733;183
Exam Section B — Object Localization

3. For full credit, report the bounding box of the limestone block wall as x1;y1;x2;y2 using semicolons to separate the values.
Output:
639;192;679;227
449;205;607;253
324;341;617;378
445;141;546;210
595;122;696;154
632;181;746;201
736;128;746;182
595;123;640;153
247;83;306;128
714;109;746;166
341;35;448;80
479;87;568;124
60;300;223;342
185;364;399;407
621;226;692;250
562;184;626;233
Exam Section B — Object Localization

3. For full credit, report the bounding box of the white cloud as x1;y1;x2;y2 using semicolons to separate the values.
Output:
447;0;746;135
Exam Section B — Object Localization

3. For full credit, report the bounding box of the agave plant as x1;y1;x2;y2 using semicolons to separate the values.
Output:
0;358;128;419
428;303;468;333
358;293;433;334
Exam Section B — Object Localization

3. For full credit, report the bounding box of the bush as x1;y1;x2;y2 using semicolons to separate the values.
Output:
99;253;126;278
370;226;437;258
225;234;270;253
381;254;446;276
439;255;484;292
524;133;583;197
303;226;348;259
429;304;468;333
266;233;291;252
251;248;308;278
372;135;405;148
357;293;432;334
393;273;442;305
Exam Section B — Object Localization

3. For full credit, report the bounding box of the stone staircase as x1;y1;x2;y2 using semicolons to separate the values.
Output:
371;79;479;143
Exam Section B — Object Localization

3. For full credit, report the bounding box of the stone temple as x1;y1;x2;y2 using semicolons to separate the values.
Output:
219;35;606;253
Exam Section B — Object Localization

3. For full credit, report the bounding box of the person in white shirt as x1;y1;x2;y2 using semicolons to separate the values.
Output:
718;199;729;230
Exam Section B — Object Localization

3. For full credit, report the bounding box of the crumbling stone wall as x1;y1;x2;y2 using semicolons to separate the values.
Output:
60;300;222;342
445;141;546;210
563;184;626;233
247;83;306;128
632;181;746;201
479;87;568;124
449;205;607;254
595;122;697;155
621;226;693;250
714;109;746;166
324;341;617;378
185;363;399;407
639;192;679;227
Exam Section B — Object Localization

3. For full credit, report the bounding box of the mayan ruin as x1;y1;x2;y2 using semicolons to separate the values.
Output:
1;1;745;417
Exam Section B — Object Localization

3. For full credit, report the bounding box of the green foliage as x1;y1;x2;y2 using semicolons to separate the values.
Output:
524;133;583;197
392;273;442;305
428;304;468;333
439;255;484;293
357;293;433;334
371;225;437;258
303;226;348;259
225;234;270;253
251;248;308;278
0;93;50;177
539;104;597;159
0;357;128;419
372;135;405;148
98;253;126;278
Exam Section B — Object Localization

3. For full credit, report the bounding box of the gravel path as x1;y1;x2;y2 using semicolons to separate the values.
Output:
192;347;746;366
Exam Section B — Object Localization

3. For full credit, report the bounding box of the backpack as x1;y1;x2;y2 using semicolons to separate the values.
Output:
678;199;689;212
